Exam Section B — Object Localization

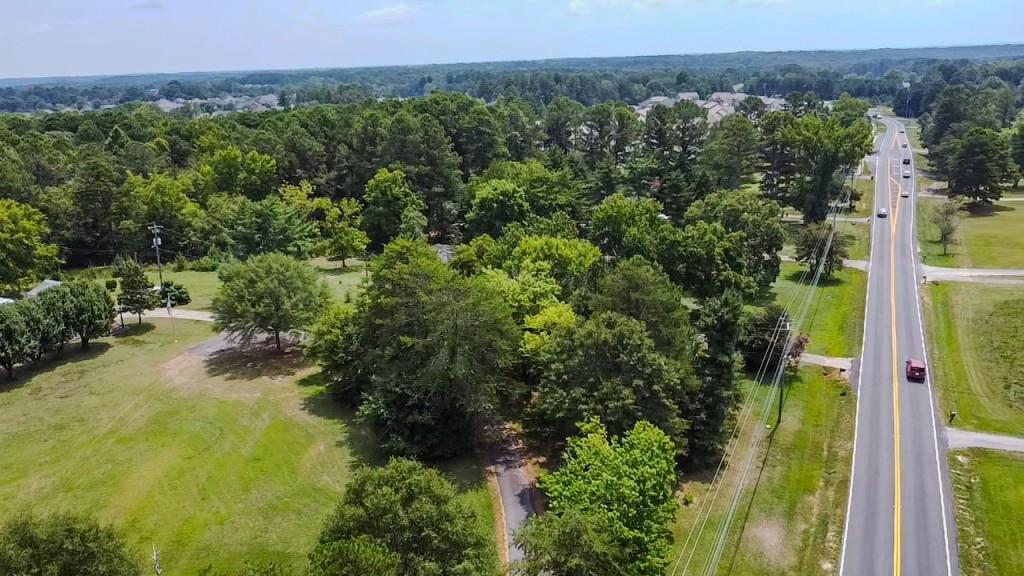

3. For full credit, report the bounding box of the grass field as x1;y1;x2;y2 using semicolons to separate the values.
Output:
840;221;870;261
667;367;855;576
766;262;867;358
923;283;1024;436
143;258;367;311
0;320;495;573
917;199;1024;269
948;449;1024;576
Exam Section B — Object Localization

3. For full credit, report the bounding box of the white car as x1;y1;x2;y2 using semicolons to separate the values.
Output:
877;207;888;218
901;142;909;148
903;170;911;178
901;190;910;198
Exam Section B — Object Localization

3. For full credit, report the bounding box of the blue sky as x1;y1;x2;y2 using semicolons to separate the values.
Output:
2;0;1022;79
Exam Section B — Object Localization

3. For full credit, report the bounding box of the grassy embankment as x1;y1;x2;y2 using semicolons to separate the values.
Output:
923;283;1024;436
667;366;855;575
0;319;496;574
948;450;1024;576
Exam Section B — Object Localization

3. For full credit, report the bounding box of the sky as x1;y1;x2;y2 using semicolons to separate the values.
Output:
2;0;1023;79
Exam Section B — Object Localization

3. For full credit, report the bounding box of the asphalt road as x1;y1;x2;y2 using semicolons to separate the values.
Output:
840;117;960;576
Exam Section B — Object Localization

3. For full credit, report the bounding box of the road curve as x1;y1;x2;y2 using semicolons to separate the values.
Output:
839;116;960;576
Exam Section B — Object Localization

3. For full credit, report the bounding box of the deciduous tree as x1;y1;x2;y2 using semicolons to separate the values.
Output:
66;282;115;351
212;253;331;350
0;513;140;576
114;257;158;324
0;199;59;293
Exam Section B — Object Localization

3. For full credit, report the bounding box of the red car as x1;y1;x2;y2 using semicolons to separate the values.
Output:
906;359;927;381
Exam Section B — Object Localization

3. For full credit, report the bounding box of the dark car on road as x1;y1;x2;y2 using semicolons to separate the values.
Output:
906;359;927;381
902;158;911;165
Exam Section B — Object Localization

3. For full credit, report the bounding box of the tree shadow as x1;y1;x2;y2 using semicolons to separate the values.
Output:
966;203;1015;218
0;341;114;394
784;268;842;288
298;374;387;467
203;345;309;381
111;322;156;340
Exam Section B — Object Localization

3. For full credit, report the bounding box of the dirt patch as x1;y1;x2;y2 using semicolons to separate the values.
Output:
749;518;789;567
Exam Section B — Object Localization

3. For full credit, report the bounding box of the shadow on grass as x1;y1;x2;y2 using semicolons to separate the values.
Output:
0;341;114;394
203;345;309;381
297;372;489;490
112;322;156;340
783;268;843;288
967;203;1015;217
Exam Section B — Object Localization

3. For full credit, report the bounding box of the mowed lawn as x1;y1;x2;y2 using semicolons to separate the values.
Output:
948;450;1024;576
768;262;867;358
667;367;855;575
145;258;367;311
923;283;1024;436
0;319;495;573
918;199;1024;269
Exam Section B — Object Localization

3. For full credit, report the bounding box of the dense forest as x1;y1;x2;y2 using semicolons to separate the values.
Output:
2;44;1024;113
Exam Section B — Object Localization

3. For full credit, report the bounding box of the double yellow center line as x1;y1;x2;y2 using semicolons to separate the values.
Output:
887;129;904;576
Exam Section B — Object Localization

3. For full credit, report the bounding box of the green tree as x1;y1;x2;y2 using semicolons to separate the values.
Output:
689;290;744;465
212;253;331;350
702;114;762;190
759;110;801;204
684;190;786;289
794;222;851;278
313;458;496;576
830;93;870;127
587;256;695;358
67;282;115;351
515;420;677;576
0;513;141;576
31;285;76;358
362;168;426;248
325;198;369;267
466;179;531;238
0;303;32;379
0;199;59;294
544;97;584;152
948;128;1013;203
587;193;666;262
658;221;753;298
1010;123;1024;188
929;199;965;256
785;114;872;222
510;236;602;298
478;160;582;218
525;312;693;456
311;239;518;457
115;257;158;324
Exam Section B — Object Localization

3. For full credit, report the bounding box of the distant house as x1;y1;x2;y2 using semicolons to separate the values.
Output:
0;297;14;306
431;244;455;264
25;279;62;298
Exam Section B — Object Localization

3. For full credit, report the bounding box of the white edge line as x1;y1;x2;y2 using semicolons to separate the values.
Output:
838;117;884;576
906;123;954;576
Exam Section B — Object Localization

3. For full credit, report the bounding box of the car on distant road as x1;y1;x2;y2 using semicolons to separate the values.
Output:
877;207;888;218
901;142;908;148
906;359;927;381
899;129;905;133
901;190;910;198
902;158;911;165
903;170;911;178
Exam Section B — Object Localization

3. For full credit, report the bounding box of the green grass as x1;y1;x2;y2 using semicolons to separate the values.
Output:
667;367;855;575
923;283;1024;436
948;450;1024;576
141;259;367;311
0;320;496;573
849;179;875;217
839;221;870;261
766;262;867;358
918;200;1024;269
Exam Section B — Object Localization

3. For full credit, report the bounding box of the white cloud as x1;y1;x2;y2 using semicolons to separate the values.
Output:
359;3;420;25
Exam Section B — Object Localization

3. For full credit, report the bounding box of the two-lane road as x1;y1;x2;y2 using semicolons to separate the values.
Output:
840;118;959;576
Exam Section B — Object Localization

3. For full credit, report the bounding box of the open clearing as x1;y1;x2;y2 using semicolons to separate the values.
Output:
923;283;1024;436
143;258;366;311
767;262;867;358
918;200;1024;269
0;319;494;573
667;366;854;575
948;449;1024;576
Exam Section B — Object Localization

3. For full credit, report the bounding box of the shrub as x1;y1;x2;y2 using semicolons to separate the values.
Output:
159;281;191;306
172;255;189;271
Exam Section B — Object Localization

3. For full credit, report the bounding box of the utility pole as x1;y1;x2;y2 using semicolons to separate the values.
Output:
148;224;164;288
